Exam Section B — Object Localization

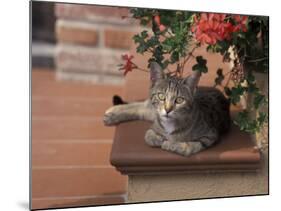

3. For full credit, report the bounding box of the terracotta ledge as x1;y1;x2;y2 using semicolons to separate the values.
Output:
110;121;261;175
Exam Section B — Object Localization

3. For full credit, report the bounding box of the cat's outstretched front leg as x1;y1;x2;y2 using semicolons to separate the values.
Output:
161;137;217;157
104;100;155;126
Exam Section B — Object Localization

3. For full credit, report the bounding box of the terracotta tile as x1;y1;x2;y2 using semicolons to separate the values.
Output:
32;97;112;117
32;168;127;198
32;142;113;166
32;117;115;140
32;194;125;209
32;70;124;98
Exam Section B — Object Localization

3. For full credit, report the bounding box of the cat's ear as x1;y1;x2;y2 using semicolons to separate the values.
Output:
149;62;164;84
184;70;201;94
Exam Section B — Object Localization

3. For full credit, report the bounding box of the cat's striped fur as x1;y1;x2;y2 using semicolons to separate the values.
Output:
104;62;231;157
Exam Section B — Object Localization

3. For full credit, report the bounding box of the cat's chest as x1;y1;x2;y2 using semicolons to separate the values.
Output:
160;119;176;134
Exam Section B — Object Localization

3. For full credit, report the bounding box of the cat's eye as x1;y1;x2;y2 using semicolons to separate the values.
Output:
175;97;184;104
158;93;166;101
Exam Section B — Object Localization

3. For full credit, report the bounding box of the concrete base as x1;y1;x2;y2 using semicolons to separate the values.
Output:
127;150;268;203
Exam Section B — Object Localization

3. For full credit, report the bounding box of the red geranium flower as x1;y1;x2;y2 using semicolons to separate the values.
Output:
232;15;248;32
192;13;239;45
192;13;248;45
118;54;135;76
154;15;166;32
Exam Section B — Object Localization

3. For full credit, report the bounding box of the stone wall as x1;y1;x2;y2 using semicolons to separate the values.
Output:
127;150;268;202
54;3;139;84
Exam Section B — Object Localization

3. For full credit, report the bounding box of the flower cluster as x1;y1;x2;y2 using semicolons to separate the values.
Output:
191;13;248;45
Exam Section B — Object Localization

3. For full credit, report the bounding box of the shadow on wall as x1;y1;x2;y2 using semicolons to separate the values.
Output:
32;1;56;68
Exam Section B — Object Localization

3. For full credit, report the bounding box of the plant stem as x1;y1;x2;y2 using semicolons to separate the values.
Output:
136;67;149;73
182;45;198;69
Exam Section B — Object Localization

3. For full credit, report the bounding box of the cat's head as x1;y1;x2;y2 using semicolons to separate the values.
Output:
149;62;201;119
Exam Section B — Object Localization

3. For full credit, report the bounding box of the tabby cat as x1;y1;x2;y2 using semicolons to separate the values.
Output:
104;62;231;157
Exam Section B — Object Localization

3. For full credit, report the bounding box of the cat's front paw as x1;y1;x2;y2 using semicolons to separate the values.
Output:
161;141;192;156
103;107;120;126
161;140;173;151
145;129;165;147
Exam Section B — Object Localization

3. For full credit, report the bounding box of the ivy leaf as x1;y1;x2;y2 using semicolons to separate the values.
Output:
192;56;208;73
228;84;245;105
196;56;207;66
140;30;149;39
136;43;148;54
234;110;259;134
247;73;255;83
214;68;224;86
257;112;267;125
254;93;266;109
247;82;259;93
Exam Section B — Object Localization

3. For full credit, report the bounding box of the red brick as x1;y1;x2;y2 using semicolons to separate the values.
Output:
56;22;98;45
104;29;134;49
32;194;125;209
32;142;113;166
55;3;130;25
32;168;127;197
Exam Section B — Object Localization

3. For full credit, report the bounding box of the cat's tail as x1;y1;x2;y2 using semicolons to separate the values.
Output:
113;95;127;105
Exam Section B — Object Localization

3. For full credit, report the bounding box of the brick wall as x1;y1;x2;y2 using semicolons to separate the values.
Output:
54;3;139;84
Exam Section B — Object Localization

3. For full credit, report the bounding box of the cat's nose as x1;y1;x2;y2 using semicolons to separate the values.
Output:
165;104;173;114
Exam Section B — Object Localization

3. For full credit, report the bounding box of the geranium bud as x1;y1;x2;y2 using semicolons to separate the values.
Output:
154;15;161;26
159;24;166;32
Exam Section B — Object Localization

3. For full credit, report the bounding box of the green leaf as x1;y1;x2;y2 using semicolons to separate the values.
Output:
228;84;245;105
247;73;255;83
192;56;208;73
257;112;267;124
170;51;179;63
214;68;224;86
224;87;232;96
234;110;258;134
140;30;149;39
247;82;259;93
196;56;207;66
254;93;266;109
192;64;207;73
